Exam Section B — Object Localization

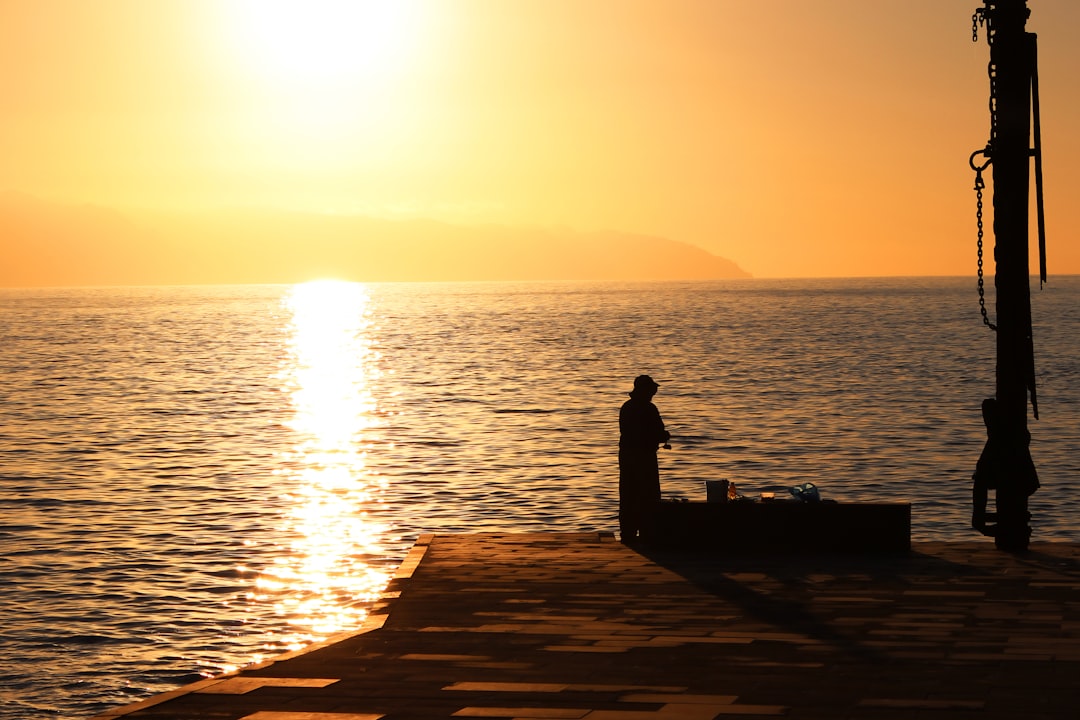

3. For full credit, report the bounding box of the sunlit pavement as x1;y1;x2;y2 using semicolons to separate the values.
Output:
93;533;1080;720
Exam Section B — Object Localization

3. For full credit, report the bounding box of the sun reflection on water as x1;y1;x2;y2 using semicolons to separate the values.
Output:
249;280;392;660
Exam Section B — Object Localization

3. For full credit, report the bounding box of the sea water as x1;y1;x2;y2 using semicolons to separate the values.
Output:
1;277;1078;719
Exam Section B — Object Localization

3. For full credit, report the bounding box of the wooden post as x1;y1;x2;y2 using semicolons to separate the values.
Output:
982;0;1038;551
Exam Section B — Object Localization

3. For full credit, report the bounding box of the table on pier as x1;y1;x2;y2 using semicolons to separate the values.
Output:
649;499;911;552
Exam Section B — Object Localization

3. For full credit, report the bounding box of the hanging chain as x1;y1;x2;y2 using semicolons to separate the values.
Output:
973;162;996;331
970;5;997;332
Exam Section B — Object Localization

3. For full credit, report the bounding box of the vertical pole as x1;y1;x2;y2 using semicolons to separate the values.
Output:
987;0;1035;551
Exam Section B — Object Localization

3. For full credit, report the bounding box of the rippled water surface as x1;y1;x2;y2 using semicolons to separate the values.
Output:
1;278;1078;719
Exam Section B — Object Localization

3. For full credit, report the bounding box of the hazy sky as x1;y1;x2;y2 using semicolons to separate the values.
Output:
2;0;1078;279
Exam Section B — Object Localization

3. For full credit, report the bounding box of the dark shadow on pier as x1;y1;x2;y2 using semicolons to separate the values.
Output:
627;542;1080;664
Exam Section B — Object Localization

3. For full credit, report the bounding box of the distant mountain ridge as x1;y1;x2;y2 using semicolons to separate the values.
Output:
0;192;749;286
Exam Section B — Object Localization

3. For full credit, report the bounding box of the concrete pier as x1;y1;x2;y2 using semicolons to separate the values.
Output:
93;533;1080;720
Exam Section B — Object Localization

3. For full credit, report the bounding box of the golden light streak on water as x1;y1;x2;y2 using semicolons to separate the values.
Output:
248;280;392;657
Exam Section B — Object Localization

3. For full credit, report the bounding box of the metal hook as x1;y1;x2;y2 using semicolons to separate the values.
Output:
969;147;993;173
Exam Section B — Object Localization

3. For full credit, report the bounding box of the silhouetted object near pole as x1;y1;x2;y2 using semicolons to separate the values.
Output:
618;375;670;543
969;1;1046;551
971;398;1039;537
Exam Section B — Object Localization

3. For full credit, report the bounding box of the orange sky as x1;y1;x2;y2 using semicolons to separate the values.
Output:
2;0;1079;281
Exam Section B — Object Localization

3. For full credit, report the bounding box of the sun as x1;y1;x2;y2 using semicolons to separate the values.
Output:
215;0;433;175
224;0;422;88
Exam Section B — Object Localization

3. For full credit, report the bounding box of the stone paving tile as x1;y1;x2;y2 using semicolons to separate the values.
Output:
452;708;591;718
241;714;383;720
196;678;340;695
92;534;1080;720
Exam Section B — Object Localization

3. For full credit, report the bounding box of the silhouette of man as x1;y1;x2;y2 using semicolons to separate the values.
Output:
619;374;670;543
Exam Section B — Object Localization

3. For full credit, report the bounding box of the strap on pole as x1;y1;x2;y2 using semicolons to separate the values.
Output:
1030;33;1047;288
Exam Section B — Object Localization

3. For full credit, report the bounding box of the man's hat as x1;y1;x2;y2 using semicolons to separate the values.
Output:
633;374;659;392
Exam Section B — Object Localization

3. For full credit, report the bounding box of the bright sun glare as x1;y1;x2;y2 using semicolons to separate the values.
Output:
226;0;421;86
244;280;391;658
220;0;427;166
